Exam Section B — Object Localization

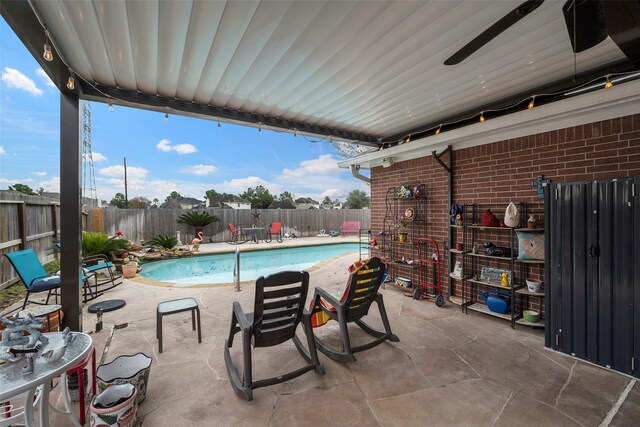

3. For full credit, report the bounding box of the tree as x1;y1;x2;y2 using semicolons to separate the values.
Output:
344;190;370;209
165;191;181;203
322;196;332;205
8;183;37;195
279;191;295;201
109;193;127;208
240;185;274;209
205;189;220;201
128;196;151;209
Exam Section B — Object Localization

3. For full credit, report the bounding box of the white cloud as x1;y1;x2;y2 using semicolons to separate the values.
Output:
36;68;56;88
0;177;35;185
99;165;148;180
281;154;341;179
32;171;47;176
156;138;197;154
88;152;108;162
1;67;43;96
39;176;60;191
0;146;5;155
184;164;217;176
217;176;281;194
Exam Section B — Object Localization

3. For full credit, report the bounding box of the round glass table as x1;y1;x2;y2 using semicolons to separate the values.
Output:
0;332;92;427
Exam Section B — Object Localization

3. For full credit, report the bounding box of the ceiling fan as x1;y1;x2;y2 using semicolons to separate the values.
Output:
444;0;640;66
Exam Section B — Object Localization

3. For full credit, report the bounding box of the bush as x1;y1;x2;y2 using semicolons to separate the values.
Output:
82;232;131;257
146;235;178;249
177;211;220;228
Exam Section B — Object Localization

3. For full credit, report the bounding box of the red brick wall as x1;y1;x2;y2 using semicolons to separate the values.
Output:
371;113;640;317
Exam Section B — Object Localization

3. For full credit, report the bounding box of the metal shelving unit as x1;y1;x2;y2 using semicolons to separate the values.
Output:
382;184;427;293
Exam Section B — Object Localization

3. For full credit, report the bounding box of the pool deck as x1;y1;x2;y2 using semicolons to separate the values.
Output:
3;244;639;426
181;235;361;255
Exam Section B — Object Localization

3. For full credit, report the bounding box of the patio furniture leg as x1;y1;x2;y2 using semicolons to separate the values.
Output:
191;309;196;331
23;291;31;310
158;313;163;354
196;306;202;343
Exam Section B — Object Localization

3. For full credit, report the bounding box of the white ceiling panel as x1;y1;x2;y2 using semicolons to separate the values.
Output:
31;0;629;141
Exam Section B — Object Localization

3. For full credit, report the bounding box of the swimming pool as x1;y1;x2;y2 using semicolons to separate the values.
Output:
140;243;360;286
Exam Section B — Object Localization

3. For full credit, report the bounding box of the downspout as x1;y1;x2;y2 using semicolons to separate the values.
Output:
350;164;371;185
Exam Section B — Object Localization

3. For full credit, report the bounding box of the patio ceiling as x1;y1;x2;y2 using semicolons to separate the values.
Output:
3;0;639;145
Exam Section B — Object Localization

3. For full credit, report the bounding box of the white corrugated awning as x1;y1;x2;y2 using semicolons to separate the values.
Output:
8;0;634;143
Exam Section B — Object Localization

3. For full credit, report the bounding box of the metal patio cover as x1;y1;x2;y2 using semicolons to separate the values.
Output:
4;0;632;144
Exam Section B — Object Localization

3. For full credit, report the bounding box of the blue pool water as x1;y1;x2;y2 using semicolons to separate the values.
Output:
140;243;360;286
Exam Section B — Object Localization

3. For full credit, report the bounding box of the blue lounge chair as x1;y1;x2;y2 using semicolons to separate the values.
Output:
4;249;98;309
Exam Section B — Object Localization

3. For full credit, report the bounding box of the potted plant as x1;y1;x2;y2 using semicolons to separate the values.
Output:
176;211;220;239
396;220;408;243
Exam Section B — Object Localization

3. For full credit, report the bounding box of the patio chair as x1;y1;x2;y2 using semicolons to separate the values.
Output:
227;223;246;244
264;222;283;243
56;243;122;291
4;249;99;309
308;257;398;362
224;271;325;401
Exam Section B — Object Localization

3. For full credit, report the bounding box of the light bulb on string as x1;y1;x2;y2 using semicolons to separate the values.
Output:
108;99;114;112
604;75;613;89
43;31;53;61
528;97;535;109
164;112;169;122
405;134;411;143
66;71;75;90
479;112;485;123
435;125;441;135
217;117;221;128
294;129;297;138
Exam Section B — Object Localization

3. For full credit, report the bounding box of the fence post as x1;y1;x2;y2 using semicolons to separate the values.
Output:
51;204;58;239
17;202;26;250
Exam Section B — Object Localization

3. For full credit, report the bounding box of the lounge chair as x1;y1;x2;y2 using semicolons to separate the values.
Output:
340;221;361;236
227;223;246;244
4;249;98;309
224;271;325;401
264;222;283;243
308;257;398;362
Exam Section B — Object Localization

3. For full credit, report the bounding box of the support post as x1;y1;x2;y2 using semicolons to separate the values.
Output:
60;92;82;331
432;146;453;296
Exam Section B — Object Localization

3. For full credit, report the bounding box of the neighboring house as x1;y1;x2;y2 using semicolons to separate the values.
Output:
268;199;297;209
320;202;343;209
207;194;251;209
295;197;319;209
160;196;205;209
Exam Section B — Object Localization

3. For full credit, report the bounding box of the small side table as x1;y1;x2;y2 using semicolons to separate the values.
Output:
18;305;62;332
156;298;201;353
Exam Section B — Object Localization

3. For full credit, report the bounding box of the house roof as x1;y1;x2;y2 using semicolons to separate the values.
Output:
268;199;297;209
211;194;250;204
160;196;204;209
4;0;638;147
295;197;318;204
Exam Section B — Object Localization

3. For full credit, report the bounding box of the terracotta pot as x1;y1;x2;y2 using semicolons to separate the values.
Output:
121;263;137;279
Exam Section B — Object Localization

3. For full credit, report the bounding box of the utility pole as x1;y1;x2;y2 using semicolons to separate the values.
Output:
123;157;129;208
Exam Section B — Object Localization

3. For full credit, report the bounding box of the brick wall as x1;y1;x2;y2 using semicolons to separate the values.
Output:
371;113;640;318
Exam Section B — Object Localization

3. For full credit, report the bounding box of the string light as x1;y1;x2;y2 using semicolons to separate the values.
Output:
435;125;441;135
66;70;75;90
294;129;297;138
164;112;169;122
217;117;221;128
43;30;53;62
528;96;535;109
258;123;262;133
479;112;485;122
405;134;411;143
108;99;114;112
604;75;613;89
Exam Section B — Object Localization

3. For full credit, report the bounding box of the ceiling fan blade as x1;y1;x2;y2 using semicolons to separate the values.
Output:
444;0;545;66
603;1;640;63
562;0;607;53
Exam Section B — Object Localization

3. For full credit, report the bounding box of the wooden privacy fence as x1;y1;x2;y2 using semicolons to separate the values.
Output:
0;192;88;290
87;208;371;245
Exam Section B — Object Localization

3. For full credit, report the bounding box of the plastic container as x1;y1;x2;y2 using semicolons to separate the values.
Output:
523;310;540;323
479;290;511;314
526;280;542;293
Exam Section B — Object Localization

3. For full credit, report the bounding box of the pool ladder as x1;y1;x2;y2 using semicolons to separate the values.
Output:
233;246;241;292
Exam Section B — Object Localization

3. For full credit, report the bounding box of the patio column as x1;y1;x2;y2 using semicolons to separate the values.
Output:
60;91;82;331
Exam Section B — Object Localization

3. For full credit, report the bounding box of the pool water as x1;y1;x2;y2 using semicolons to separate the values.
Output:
140;243;360;286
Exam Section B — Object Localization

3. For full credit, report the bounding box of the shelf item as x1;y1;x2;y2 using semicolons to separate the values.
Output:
449;295;464;306
449;248;465;254
467;252;513;261
467;278;511;290
515;317;545;328
466;303;512;321
515;288;545;297
517;259;544;264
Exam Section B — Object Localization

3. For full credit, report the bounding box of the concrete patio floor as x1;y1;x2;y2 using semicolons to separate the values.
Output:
8;247;639;426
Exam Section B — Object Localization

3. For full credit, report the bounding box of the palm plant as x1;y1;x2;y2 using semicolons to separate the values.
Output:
146;235;178;249
82;232;131;257
177;211;220;228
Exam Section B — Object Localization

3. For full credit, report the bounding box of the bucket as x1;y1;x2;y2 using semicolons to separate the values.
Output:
67;368;89;402
90;384;137;427
97;353;152;404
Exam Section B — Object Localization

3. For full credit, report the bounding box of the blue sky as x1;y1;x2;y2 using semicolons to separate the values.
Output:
0;17;368;204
